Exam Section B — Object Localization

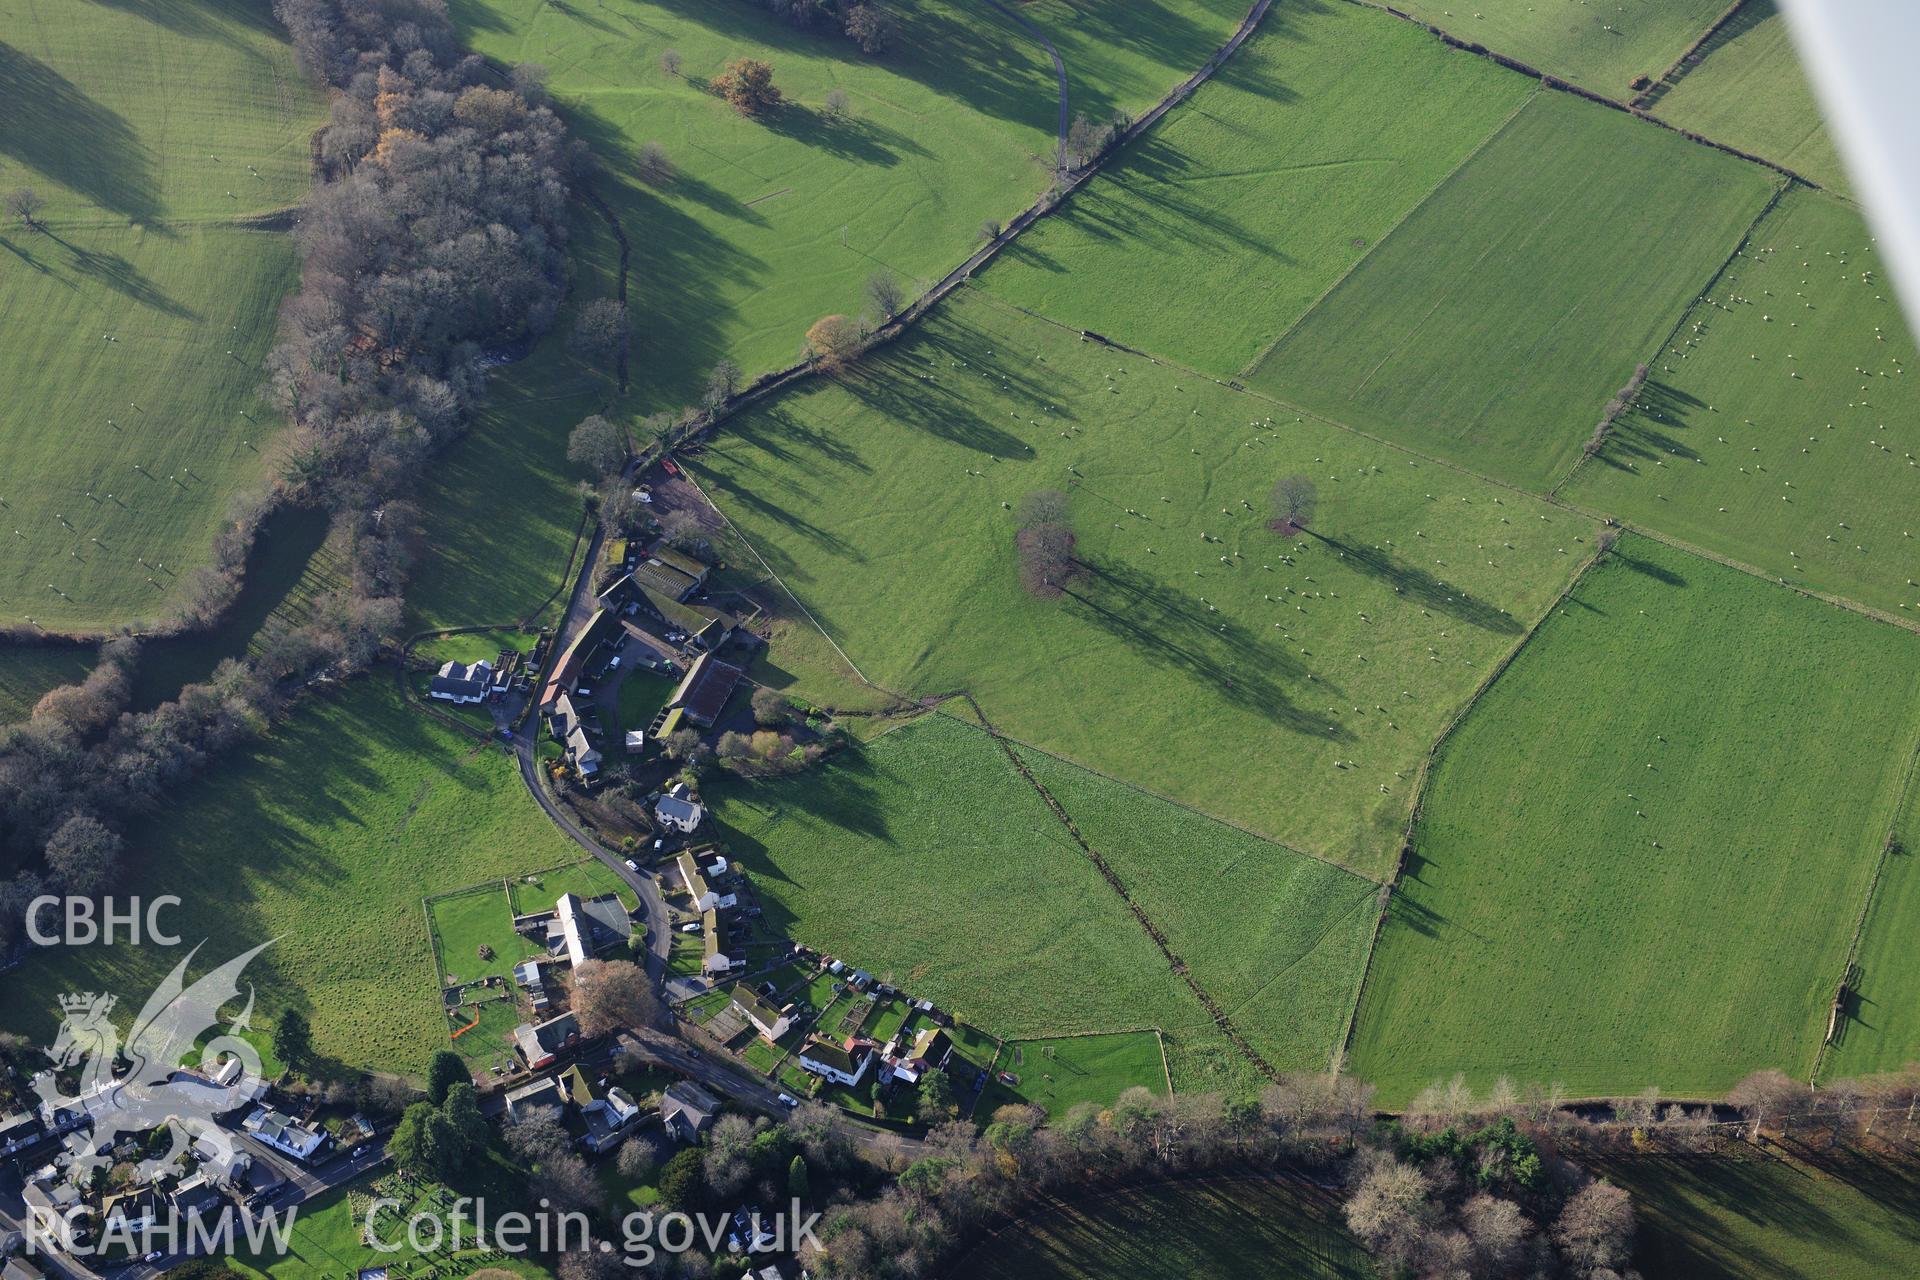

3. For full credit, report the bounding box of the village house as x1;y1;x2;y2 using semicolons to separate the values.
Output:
513;1011;582;1071
655;781;705;834
731;991;793;1043
242;1107;331;1164
884;1026;954;1086
0;1110;43;1159
578;1084;642;1154
429;659;493;704
517;893;631;971
798;1038;872;1088
169;1172;225;1221
702;909;742;976
660;1080;721;1143
677;851;736;912
503;1075;568;1123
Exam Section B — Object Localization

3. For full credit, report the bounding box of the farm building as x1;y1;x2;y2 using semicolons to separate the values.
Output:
661;1080;720;1143
732;990;793;1043
430;659;493;704
631;546;710;601
798;1038;872;1088
669;652;745;727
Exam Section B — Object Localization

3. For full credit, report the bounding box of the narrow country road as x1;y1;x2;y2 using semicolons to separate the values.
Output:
983;0;1069;176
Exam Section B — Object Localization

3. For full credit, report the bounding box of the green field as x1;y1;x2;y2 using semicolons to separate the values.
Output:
961;1175;1371;1279
0;643;93;723
978;1031;1169;1120
511;858;637;914
1604;1156;1920;1280
1380;0;1727;98
708;713;1266;1095
430;884;540;987
0;224;299;631
692;289;1592;870
1564;189;1920;616
0;680;586;1074
1822;761;1920;1081
1350;537;1920;1102
1651;1;1848;195
0;0;319;221
979;1;1536;375
1250;91;1779;490
1013;743;1378;1072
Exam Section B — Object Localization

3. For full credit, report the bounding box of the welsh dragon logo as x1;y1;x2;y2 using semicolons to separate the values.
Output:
35;941;274;1184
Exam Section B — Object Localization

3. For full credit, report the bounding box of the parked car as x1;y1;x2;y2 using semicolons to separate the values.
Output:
680;923;700;934
624;858;640;872
144;1252;164;1264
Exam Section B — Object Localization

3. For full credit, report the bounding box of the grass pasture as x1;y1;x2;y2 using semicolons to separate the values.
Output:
1822;763;1920;1082
1603;1155;1920;1280
978;1031;1169;1119
978;0;1536;375
0;0;321;222
691;289;1593;871
1250;91;1779;490
1377;0;1728;99
1349;537;1920;1102
0;644;93;723
430;883;539;987
0;224;299;632
708;713;1264;1096
1564;189;1920;617
0;680;585;1074
960;1174;1370;1279
1012;743;1379;1073
1650;1;1848;195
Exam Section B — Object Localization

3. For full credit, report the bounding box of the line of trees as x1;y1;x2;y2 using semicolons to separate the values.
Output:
1584;363;1650;459
0;0;577;962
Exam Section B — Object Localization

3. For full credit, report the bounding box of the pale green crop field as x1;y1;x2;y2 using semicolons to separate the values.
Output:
1250;91;1779;491
1564;189;1920;618
979;0;1535;375
691;289;1594;873
1350;537;1920;1103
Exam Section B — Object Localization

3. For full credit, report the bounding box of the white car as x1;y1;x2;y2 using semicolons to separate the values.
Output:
144;1252;164;1264
624;858;639;872
776;1093;798;1108
680;923;700;934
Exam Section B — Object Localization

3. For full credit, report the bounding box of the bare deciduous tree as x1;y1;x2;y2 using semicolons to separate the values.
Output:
1269;474;1318;536
567;414;628;477
570;958;660;1036
5;187;44;230
1552;1179;1635;1277
636;141;674;187
659;48;682;77
866;269;905;320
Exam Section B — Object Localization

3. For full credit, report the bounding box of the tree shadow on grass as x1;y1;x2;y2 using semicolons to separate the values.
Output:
85;0;283;51
1594;381;1705;472
1061;555;1346;741
757;101;930;168
1615;551;1688;588
0;42;163;225
834;357;1033;459
1305;530;1521;635
41;228;196;319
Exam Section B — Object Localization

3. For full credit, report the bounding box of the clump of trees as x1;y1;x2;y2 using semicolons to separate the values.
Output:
567;414;629;478
570;957;660;1036
1269;473;1318;537
805;313;864;369
1014;489;1079;599
1585;363;1650;458
717;728;824;777
712;58;783;117
843;3;900;53
1066;110;1131;169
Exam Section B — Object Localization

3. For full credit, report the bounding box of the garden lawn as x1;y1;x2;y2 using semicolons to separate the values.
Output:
1564;189;1920;617
1601;1155;1920;1280
1650;1;1847;195
1349;537;1920;1103
513;858;638;913
708;713;1260;1096
1250;91;1779;491
980;1;1536;377
0;224;299;631
1013;744;1378;1073
0;645;93;723
0;0;320;222
1821;760;1920;1081
430;884;540;987
978;1031;1169;1119
1377;0;1727;99
0;679;586;1075
691;290;1593;872
959;1174;1370;1279
448;0;1056;410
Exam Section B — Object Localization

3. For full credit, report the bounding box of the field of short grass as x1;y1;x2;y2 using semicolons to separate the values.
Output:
1822;764;1920;1082
449;0;1057;409
0;0;320;222
691;289;1592;871
1013;743;1379;1072
1380;0;1727;98
0;679;587;1074
977;1031;1168;1119
1650;1;1847;195
0;224;299;631
1564;189;1920;617
1349;537;1920;1103
512;858;637;913
431;883;541;987
980;0;1535;376
958;1174;1370;1279
707;712;1264;1095
1601;1155;1920;1280
1250;91;1779;491
0;644;93;723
